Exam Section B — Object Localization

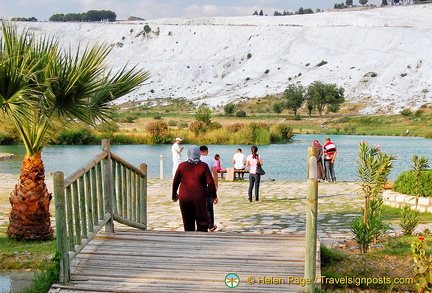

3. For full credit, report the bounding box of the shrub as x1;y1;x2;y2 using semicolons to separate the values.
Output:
400;108;412;116
316;60;328;67
209;121;222;130
393;170;432;197
226;123;245;133
178;121;188;129
412;238;432;292
153;114;162;120
270;123;294;142
55;128;97;145
0;133;17;145
168;120;177;126
400;205;419;236
189;121;208;135
264;69;270;74
224;103;235;116
247;53;252;59
236;110;246;117
146;121;169;144
320;245;345;268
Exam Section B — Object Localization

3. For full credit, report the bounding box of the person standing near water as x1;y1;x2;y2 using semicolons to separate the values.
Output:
313;140;325;182
246;146;263;202
172;137;184;178
323;137;337;183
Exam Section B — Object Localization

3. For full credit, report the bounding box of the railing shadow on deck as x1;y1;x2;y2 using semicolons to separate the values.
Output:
53;139;147;283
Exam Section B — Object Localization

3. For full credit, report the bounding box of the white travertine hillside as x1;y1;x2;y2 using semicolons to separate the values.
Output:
12;4;432;114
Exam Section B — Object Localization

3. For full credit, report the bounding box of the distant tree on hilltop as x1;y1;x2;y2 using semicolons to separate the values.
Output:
359;0;368;5
49;10;116;22
297;7;314;14
10;17;38;22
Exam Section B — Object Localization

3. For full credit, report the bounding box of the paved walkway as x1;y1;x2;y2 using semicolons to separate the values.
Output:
147;178;363;246
0;173;365;246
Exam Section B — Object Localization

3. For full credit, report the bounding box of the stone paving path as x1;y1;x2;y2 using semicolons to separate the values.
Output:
0;173;365;246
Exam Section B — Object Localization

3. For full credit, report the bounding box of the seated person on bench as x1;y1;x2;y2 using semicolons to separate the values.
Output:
232;148;246;180
214;154;225;178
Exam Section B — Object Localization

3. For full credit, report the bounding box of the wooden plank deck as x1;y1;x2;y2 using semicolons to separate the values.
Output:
49;229;319;293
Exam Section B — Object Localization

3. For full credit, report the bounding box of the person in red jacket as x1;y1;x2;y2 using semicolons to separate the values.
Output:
172;145;217;232
323;137;337;183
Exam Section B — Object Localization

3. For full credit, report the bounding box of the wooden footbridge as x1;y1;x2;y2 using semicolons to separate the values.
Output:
49;140;320;293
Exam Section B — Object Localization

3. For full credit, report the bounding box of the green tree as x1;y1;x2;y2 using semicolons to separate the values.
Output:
306;81;345;117
273;103;283;116
223;103;235;116
284;84;305;116
346;0;354;6
194;106;212;125
359;0;368;5
0;22;149;241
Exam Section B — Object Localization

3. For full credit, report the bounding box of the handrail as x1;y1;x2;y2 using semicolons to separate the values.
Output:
53;139;147;283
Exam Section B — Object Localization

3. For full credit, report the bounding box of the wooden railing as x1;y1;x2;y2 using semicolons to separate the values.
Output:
53;139;147;283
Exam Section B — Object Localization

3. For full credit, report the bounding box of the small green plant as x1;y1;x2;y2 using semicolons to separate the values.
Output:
401;205;419;236
412;155;430;208
320;245;345;268
412;237;432;292
247;53;252;59
264;69;270;74
352;141;395;252
401;73;408;77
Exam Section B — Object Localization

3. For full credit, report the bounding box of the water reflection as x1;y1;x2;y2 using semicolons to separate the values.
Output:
0;271;33;293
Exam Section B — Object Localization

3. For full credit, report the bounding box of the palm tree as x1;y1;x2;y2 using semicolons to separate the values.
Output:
0;22;150;241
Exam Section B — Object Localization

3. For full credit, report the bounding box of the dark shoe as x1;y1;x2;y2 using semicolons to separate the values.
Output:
208;224;217;232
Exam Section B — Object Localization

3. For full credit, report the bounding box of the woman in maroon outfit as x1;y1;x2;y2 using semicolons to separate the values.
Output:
172;145;217;232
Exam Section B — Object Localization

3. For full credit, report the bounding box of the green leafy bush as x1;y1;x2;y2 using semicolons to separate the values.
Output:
400;205;419;236
55;128;97;145
235;110;246;117
393;170;432;197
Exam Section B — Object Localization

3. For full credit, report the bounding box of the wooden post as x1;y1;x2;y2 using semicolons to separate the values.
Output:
102;139;114;233
160;155;164;179
53;171;70;283
305;146;318;293
140;163;148;229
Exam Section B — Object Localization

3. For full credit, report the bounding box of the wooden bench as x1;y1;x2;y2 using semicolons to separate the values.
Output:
217;169;227;178
224;167;249;181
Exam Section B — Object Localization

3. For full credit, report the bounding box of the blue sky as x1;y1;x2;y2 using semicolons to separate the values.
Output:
1;0;381;21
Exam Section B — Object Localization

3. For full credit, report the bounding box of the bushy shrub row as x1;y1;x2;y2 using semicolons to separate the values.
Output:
392;170;432;197
0;133;20;145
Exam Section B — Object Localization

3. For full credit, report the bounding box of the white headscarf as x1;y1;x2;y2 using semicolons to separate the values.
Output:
187;145;201;164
